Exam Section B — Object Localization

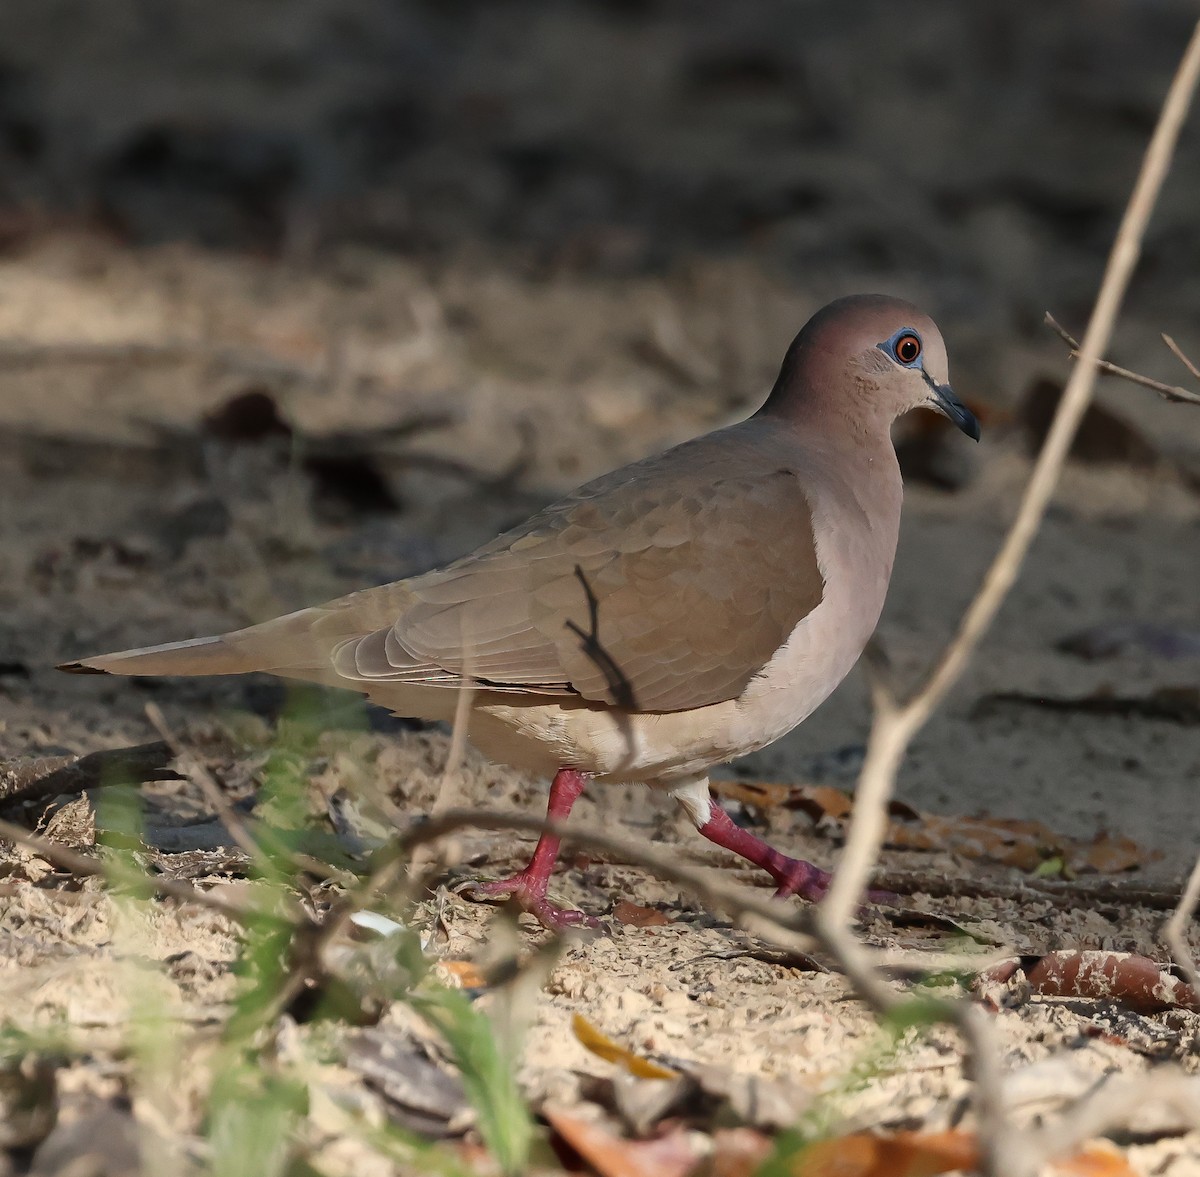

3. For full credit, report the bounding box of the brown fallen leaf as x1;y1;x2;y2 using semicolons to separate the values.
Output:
613;900;671;928
710;780;797;809
1025;951;1200;1013
713;780;927;821
544;1107;698;1177
1053;1142;1139;1176
572;1013;680;1080
786;1129;978;1176
887;812;1063;872
716;780;1158;874
788;784;860;823
1073;831;1148;874
769;1131;1133;1177
887;813;1159;875
438;960;488;989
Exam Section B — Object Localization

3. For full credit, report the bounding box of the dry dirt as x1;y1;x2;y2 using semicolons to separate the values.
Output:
0;232;1197;1174
0;4;1199;1171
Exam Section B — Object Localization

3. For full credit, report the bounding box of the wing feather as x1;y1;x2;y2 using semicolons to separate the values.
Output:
334;421;827;711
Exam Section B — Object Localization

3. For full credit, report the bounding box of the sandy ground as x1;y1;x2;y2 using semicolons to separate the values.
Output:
0;1;1199;1170
0;235;1197;1173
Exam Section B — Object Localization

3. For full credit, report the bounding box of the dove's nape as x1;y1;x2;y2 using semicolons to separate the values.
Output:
59;294;977;930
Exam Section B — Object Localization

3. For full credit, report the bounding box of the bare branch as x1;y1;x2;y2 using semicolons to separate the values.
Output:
811;20;1200;1177
384;806;818;952
0;814;258;924
1045;313;1200;406
1022;1069;1200;1165
145;703;351;885
0;742;183;810
1163;333;1200;382
1163;853;1200;1000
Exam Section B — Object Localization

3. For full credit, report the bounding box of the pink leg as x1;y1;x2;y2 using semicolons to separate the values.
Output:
466;768;600;931
698;800;833;901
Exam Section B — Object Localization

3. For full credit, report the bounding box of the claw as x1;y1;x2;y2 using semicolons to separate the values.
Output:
462;872;602;932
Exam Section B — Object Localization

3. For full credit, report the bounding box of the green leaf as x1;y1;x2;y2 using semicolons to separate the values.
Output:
412;989;533;1176
206;1063;308;1177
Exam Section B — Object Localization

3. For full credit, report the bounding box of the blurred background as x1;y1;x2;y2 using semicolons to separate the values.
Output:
1;0;1198;865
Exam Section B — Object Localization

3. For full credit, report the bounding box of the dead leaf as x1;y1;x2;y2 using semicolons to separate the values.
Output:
886;813;1062;872
544;1107;698;1177
1070;831;1147;874
344;1027;472;1137
710;780;796;809
613;900;671;928
591;1070;691;1136
719;780;1158;874
790;785;858;822
886;908;998;946
672;1061;813;1130
766;1132;1134;1177
1053;1142;1139;1176
787;1129;978;1176
572;1013;680;1080
1025;951;1200;1013
438;960;488;989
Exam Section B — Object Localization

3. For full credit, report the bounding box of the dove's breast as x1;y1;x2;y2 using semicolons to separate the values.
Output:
464;451;901;787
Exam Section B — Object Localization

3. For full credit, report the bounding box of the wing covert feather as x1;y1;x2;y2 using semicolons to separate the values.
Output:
335;423;826;711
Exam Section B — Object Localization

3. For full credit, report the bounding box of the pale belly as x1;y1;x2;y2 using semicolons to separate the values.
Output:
465;584;874;788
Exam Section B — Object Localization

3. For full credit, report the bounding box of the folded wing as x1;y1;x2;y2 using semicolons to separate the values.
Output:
332;427;825;712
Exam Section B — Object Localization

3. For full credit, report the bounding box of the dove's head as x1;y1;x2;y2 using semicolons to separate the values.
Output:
762;294;980;441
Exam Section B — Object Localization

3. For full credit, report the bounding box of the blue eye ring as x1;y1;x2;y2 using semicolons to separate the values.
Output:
881;328;923;367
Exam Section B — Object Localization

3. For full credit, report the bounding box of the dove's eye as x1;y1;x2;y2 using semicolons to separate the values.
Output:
893;332;922;365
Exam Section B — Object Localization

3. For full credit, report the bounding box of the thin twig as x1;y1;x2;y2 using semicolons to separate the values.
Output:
144;703;350;885
1022;1069;1200;1164
382;806;818;951
812;21;1200;1177
0;742;182;809
823;7;1200;970
144;704;264;865
1163;333;1200;382
1045;314;1200;406
1163;853;1200;999
0;815;256;924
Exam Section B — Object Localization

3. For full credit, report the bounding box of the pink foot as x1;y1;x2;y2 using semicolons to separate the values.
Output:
770;860;898;907
769;856;833;902
456;768;601;933
465;872;602;932
696;800;898;907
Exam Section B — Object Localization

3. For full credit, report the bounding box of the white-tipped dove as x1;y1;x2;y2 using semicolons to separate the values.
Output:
61;294;980;929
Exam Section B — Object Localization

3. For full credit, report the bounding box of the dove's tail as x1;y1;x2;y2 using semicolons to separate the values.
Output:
58;582;416;682
59;633;266;677
57;605;341;680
